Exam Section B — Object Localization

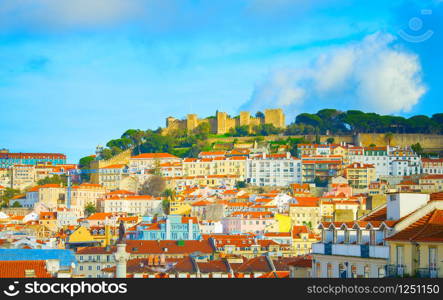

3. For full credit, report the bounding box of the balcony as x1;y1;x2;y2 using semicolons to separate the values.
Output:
416;268;439;278
386;264;406;277
311;243;389;259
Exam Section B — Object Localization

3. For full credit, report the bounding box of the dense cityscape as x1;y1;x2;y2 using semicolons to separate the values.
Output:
0;108;442;279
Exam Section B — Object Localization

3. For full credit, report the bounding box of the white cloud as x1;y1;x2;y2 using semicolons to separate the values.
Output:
242;32;427;116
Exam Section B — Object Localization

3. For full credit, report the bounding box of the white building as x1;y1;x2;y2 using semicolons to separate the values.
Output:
98;195;163;216
422;158;443;175
128;153;181;171
246;152;302;187
198;220;223;234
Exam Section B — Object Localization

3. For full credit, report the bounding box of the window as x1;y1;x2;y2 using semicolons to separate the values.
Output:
429;247;437;269
396;246;404;265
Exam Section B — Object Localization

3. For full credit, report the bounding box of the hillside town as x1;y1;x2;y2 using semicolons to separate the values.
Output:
1;113;443;279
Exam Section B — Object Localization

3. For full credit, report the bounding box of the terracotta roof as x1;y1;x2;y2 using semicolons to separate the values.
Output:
290;197;319;207
0;260;52;278
386;210;443;242
232;256;272;273
259;271;290;278
286;255;313;268
75;240;215;255
422;174;443;180
196;259;230;274
86;213;113;220
102;164;126;169
360;207;387;221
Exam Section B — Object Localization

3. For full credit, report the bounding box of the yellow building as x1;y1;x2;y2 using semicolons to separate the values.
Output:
71;183;107;213
292;225;321;256
386;208;443;278
289;197;321;230
344;162;376;191
183;156;247;179
274;214;291;232
67;225;117;247
39;212;58;232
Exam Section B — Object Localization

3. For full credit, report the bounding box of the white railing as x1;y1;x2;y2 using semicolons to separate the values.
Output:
332;244;361;256
311;243;325;254
369;245;389;259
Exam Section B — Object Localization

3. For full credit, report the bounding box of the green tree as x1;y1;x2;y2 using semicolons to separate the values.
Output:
37;175;67;186
84;202;97;217
1;188;20;202
192;123;211;140
235;181;247;189
79;155;95;181
12;201;22;208
255;111;265;119
162;199;170;215
253;124;281;136
326;137;335;144
411;143;424;156
314;176;328;187
295;113;323;128
384;132;394;146
162;188;175;198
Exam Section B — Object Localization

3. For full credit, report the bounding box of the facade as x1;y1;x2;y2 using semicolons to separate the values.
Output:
128;153;181;171
311;192;440;278
132;215;201;240
221;212;276;235
343;163;376;191
422;158;443;175
182;156;247;179
11;165;36;190
96;164;128;191
97;195;163;215
289;197;321;228
70;183;107;214
301;156;342;184
385;193;443;278
246;153;302;187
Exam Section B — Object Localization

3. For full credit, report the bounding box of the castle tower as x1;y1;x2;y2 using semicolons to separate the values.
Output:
264;108;286;129
239;111;251;127
186;114;199;132
166;116;177;129
216;111;228;135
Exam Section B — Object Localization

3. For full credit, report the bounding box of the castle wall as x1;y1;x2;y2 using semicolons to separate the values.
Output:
164;108;286;135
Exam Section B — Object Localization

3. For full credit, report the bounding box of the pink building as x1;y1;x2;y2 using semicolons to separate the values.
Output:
221;212;276;235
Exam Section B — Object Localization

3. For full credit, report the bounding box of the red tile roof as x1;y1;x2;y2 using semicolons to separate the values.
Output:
386;210;443;242
0;260;52;278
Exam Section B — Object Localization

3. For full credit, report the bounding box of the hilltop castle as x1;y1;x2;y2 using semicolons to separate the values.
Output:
164;109;285;135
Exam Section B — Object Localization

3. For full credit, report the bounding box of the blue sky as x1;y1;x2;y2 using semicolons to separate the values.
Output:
0;0;442;163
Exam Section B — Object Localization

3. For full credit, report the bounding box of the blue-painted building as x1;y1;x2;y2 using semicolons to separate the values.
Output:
0;152;67;168
0;249;77;270
130;215;201;241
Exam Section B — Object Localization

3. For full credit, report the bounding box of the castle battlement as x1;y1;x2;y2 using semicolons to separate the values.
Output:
164;109;285;135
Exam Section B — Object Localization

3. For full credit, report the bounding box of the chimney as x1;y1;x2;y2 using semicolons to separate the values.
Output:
386;192;429;220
